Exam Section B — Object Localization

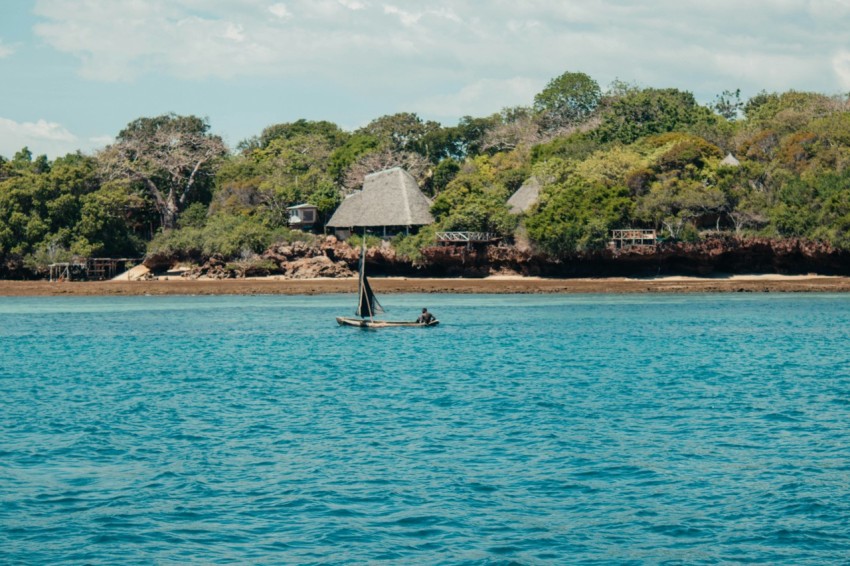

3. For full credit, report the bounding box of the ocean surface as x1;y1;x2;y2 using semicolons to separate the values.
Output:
2;293;850;564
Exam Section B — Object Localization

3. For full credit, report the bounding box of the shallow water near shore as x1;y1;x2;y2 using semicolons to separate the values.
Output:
2;293;850;563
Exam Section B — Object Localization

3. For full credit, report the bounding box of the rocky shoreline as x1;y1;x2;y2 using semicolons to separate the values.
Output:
3;235;850;296
141;234;850;280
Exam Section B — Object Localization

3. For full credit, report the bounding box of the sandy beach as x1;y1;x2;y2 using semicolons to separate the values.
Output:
2;274;850;296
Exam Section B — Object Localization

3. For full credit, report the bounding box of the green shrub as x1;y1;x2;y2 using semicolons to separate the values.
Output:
346;233;383;250
148;214;315;260
392;226;437;264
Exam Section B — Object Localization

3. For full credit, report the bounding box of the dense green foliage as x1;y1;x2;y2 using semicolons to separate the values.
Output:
0;151;151;274
100;113;227;230
148;214;310;260
533;71;601;132
525;158;632;255
3;73;850;277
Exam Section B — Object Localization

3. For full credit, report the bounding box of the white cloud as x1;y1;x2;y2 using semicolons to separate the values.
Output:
382;5;421;26
382;5;462;27
338;0;366;10
0;39;14;58
712;51;816;88
29;0;850;122
224;23;245;42
0;117;80;159
413;78;541;121
87;135;115;148
268;3;292;20
0;117;112;159
809;0;850;19
833;51;850;91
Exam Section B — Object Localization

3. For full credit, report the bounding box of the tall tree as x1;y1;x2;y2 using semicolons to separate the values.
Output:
98;114;227;229
533;71;601;132
595;88;711;144
356;112;441;153
711;89;743;121
345;113;441;190
257;119;348;149
481;106;542;153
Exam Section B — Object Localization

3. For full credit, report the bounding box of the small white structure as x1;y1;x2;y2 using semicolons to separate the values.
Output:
720;153;741;167
286;204;319;230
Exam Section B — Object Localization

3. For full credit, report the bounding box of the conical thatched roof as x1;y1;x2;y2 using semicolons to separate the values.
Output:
720;153;741;167
507;176;542;214
326;167;434;228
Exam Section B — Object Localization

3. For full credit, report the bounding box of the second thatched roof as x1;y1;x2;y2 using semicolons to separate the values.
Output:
720;153;741;167
326;167;434;228
507;176;542;214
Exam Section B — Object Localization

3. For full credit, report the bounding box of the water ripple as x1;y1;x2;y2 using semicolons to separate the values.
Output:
1;294;850;563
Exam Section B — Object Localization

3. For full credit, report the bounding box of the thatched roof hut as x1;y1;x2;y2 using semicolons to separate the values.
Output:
507;176;542;214
720;153;741;167
326;167;434;236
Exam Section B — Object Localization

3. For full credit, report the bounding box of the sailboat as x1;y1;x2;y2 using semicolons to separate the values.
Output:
336;239;439;328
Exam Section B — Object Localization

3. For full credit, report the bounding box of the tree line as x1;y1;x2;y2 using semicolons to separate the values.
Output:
2;71;850;277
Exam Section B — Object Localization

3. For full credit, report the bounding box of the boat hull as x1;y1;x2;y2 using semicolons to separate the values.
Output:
336;317;439;328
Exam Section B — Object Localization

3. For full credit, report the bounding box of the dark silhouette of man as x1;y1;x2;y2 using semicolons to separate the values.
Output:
417;308;435;324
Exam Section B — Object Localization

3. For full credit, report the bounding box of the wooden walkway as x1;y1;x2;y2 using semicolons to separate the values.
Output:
435;231;498;245
49;258;141;281
610;229;657;249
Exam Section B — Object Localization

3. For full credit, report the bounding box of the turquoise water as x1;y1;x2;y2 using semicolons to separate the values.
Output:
2;293;850;564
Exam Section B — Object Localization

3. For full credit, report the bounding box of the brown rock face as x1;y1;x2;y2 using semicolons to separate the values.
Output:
262;241;318;264
634;236;849;276
142;253;173;272
185;255;235;279
178;238;359;279
415;244;548;277
414;237;850;277
150;234;850;280
283;256;354;278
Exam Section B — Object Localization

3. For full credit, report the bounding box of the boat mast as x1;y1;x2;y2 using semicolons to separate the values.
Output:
359;231;373;321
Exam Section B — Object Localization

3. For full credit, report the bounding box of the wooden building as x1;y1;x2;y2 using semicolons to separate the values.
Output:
326;167;434;240
286;203;319;231
610;229;658;250
49;257;139;281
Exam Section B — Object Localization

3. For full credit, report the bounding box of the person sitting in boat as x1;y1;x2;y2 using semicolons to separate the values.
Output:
417;308;435;324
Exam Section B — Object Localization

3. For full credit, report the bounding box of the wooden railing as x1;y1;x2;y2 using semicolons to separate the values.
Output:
610;229;657;249
611;229;656;240
49;257;141;281
436;231;497;243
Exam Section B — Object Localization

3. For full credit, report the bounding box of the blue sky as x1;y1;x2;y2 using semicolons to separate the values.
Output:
2;0;850;159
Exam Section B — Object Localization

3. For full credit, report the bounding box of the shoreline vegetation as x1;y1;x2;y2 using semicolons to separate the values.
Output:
4;73;850;282
3;274;850;297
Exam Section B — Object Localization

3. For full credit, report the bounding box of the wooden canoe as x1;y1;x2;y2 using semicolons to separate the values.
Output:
336;317;439;328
